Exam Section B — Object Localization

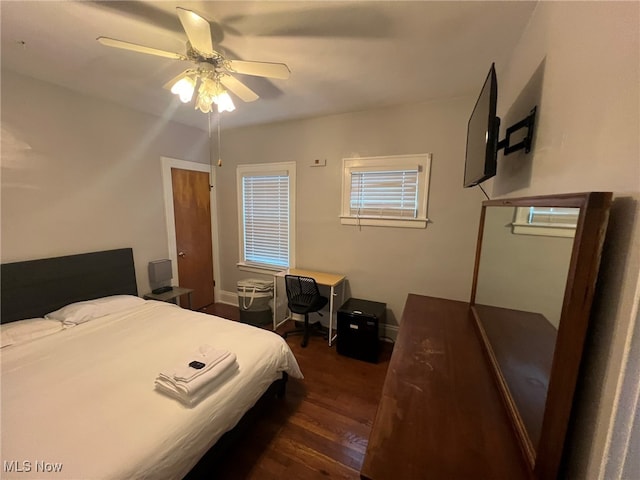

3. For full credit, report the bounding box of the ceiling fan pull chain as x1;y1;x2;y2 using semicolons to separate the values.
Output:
208;111;214;190
217;110;222;167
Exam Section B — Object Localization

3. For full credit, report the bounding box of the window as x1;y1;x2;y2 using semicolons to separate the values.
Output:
512;206;579;238
341;154;431;228
237;162;296;272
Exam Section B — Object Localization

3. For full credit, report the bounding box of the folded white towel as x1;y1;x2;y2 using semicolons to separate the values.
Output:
155;361;238;407
171;345;231;382
155;353;238;406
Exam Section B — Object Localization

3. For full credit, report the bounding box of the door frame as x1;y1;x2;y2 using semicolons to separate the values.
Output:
160;156;221;301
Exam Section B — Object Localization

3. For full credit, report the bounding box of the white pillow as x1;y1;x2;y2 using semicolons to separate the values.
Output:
45;295;145;325
1;318;64;348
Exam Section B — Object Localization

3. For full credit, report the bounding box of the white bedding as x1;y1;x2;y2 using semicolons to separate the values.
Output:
0;301;302;479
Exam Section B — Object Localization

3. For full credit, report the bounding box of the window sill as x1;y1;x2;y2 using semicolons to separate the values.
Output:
511;223;576;238
237;262;286;275
340;216;428;229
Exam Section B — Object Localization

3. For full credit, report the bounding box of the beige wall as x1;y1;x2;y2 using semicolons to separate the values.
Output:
215;97;483;326
1;70;210;294
490;2;639;478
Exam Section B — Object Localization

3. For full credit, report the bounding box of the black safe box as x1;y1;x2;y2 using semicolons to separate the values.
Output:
337;298;386;363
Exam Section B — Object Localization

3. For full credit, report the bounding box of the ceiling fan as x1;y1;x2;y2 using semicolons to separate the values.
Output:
97;7;290;113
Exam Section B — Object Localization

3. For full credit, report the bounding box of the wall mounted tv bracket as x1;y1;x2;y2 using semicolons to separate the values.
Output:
497;106;537;155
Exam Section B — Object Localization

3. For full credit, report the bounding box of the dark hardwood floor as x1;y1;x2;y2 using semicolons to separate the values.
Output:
196;303;393;479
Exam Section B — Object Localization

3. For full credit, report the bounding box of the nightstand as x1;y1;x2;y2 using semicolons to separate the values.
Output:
143;286;194;309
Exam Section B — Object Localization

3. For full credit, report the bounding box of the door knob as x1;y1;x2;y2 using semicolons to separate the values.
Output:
178;251;186;257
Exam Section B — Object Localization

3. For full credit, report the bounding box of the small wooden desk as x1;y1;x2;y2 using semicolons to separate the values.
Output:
273;268;346;346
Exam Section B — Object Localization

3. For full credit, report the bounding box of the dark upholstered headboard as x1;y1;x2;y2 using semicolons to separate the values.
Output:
1;248;137;324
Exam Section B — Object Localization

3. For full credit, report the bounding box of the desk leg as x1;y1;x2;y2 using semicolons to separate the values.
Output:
329;285;335;347
273;275;277;331
272;274;291;330
329;280;344;347
187;292;192;310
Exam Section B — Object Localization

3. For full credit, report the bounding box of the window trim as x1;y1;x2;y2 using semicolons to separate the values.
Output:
340;154;432;228
512;206;579;238
236;162;296;273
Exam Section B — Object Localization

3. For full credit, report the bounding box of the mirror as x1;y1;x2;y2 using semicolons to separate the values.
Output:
470;192;612;480
475;205;577;449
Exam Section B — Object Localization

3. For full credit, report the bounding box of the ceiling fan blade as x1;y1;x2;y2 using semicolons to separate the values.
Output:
227;60;290;80
219;75;259;102
162;70;194;91
176;7;215;56
97;37;186;60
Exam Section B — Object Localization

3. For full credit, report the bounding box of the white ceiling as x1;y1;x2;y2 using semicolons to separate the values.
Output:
1;1;537;131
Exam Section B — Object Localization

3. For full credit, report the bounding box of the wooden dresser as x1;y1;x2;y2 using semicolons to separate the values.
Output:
360;294;532;480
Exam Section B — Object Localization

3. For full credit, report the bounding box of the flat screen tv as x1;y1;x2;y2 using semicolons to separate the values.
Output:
464;63;500;188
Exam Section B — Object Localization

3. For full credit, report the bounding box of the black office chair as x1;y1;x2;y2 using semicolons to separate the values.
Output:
283;275;328;348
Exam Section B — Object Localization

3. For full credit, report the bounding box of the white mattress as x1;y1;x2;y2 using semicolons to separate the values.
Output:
0;301;303;479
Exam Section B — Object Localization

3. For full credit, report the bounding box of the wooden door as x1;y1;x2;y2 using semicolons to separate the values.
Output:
171;168;215;310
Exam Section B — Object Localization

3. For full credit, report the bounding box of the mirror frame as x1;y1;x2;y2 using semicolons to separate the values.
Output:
469;192;612;480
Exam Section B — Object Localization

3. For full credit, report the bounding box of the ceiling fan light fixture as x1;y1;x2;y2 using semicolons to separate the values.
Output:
170;75;196;103
213;91;235;113
195;77;216;112
195;77;235;113
195;92;213;113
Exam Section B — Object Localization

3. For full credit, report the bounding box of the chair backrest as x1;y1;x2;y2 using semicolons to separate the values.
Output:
284;275;321;310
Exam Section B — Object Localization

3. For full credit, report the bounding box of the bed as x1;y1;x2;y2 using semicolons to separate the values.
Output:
1;248;302;479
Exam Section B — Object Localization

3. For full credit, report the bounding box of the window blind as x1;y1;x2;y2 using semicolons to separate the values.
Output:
527;207;579;227
350;169;419;218
242;174;290;267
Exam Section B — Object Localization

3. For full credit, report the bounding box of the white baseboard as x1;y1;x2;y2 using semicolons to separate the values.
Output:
218;288;399;342
218;289;238;307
